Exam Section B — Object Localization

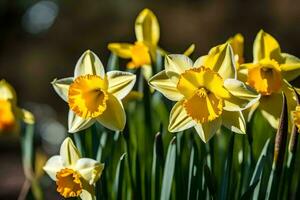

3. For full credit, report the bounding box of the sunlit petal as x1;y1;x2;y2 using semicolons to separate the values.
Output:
74;50;105;78
97;94;126;131
68;110;95;133
168;101;195;132
51;77;73;102
149;70;183;101
107;71;136;100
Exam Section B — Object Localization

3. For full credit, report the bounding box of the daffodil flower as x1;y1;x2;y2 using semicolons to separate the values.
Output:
149;44;260;142
108;8;159;80
240;30;300;128
0;79;34;134
43;137;104;200
51;50;136;133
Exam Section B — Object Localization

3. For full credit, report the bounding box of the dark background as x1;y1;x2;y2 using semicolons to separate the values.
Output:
1;0;300;198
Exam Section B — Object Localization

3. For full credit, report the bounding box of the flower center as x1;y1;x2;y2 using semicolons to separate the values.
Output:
0;100;16;132
247;59;282;96
183;88;223;123
177;67;230;124
127;42;151;69
68;75;108;119
56;168;83;198
292;106;300;131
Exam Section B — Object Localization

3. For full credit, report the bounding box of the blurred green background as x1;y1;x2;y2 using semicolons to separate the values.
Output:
1;0;300;199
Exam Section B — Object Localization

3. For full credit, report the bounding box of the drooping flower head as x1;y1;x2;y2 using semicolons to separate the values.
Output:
149;44;260;142
108;8;159;79
52;50;136;133
43;137;104;199
240;30;300;128
0;79;34;134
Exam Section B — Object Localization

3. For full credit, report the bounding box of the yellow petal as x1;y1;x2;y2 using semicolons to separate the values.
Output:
222;110;246;134
74;50;105;78
20;108;35;124
149;70;183;101
197;43;236;79
43;155;64;181
51;77;73;102
223;79;260;111
165;54;193;83
259;92;282;129
60;137;81;166
168;101;195;132
75;158;104;185
107;71;136;100
183;44;195;56
135;8;160;46
280;53;300;81
227;33;244;65
176;67;230;99
194;117;221;143
0;79;17;103
97;93;126;131
68;110;95;133
107;43;133;58
253;30;282;63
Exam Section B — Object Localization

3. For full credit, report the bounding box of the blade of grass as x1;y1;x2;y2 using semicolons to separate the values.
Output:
160;137;176;200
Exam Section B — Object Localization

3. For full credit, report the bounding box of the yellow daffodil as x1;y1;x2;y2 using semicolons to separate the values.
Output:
240;30;300;128
51;50;136;133
0;79;34;134
108;8;159;80
43;137;104;200
149;44;260;142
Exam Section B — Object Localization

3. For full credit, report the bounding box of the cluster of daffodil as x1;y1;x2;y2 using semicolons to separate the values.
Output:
43;8;300;199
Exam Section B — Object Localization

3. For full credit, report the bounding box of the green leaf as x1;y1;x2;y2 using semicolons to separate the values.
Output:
113;153;126;199
240;180;259;200
203;163;217;199
250;139;270;199
160;137;176;200
219;134;235;200
151;131;164;200
107;53;119;71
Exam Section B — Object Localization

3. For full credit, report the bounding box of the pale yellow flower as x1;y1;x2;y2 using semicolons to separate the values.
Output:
52;50;136;133
0;79;34;134
43;137;104;200
108;8;159;80
240;30;300;128
149;44;260;142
